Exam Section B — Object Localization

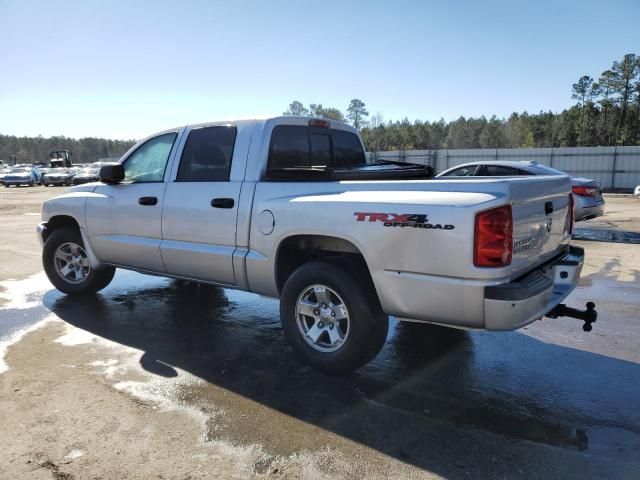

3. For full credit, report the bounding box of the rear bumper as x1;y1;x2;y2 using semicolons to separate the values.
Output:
44;178;70;185
575;202;604;221
484;246;584;330
4;180;32;186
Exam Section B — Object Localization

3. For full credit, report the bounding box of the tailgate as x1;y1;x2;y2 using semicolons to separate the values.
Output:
509;175;572;278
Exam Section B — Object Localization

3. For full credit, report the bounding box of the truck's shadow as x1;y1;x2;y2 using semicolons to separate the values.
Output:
43;274;640;477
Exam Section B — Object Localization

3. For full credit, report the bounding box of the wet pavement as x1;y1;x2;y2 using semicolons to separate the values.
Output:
2;265;638;478
573;228;640;244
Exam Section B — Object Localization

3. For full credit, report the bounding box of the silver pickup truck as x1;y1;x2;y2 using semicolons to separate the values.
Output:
37;116;596;371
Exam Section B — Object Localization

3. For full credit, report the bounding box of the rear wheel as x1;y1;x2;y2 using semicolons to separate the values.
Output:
43;227;115;295
280;261;388;373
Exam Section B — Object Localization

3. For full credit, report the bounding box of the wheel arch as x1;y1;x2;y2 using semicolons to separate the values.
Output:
274;234;379;301
43;215;81;242
43;214;102;269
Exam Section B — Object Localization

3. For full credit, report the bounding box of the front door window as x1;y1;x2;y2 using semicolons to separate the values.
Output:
123;132;177;183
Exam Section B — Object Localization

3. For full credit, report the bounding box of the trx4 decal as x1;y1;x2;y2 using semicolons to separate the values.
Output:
354;212;455;230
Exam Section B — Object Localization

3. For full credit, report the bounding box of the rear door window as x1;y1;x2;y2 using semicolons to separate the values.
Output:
176;125;237;182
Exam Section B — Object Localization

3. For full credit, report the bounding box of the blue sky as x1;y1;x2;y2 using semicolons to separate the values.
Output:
0;0;638;139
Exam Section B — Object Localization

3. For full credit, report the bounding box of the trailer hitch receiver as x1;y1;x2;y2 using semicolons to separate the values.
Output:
546;302;597;331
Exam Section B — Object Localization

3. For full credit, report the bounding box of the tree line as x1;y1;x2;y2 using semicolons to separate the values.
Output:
285;53;640;151
0;134;136;165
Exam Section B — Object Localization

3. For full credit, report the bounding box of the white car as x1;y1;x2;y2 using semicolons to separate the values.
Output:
37;116;595;372
635;185;640;196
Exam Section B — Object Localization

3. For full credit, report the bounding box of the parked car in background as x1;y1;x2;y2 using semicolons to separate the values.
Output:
72;165;101;185
0;167;12;185
634;185;640;196
436;160;605;221
31;165;45;185
3;165;37;187
37;166;50;178
42;167;75;186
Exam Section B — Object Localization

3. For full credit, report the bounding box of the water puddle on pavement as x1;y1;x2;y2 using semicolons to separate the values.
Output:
2;269;639;467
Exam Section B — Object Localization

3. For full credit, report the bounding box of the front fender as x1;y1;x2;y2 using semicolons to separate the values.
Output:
41;190;102;268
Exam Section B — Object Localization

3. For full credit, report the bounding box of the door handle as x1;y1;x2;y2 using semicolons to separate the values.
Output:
211;198;235;209
545;201;553;215
139;196;158;206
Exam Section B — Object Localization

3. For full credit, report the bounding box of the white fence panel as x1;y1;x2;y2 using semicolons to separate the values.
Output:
371;146;640;191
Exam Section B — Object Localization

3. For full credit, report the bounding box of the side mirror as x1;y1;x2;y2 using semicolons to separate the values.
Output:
99;163;125;184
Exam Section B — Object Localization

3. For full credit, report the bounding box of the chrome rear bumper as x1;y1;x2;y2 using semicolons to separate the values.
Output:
484;246;584;330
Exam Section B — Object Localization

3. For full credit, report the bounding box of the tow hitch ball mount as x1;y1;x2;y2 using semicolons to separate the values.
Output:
546;302;597;332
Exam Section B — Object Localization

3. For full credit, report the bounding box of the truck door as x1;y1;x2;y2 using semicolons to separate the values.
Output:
85;131;180;272
160;124;241;286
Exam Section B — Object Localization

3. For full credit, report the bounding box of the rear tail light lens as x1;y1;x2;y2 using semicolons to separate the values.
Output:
572;186;597;197
474;205;513;268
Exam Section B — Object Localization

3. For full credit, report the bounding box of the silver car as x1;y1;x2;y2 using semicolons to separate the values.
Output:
437;160;605;221
42;168;75;186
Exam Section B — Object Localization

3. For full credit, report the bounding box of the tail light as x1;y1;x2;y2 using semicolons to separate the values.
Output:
572;186;597;197
474;205;513;268
566;193;575;235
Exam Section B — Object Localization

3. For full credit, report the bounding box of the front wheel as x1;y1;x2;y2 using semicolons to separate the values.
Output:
43;227;115;295
280;261;388;373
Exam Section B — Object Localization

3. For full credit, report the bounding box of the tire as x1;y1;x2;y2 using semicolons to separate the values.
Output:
43;227;115;295
280;261;388;373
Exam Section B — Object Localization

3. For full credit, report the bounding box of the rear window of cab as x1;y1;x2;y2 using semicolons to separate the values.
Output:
268;125;365;172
